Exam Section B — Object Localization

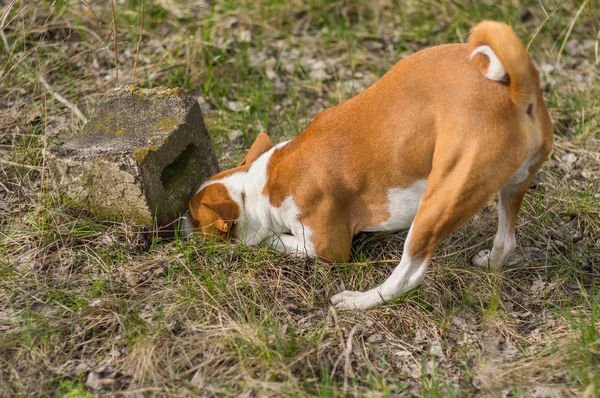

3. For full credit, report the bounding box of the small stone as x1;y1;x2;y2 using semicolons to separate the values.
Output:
86;371;103;391
100;378;115;387
530;385;563;398
309;67;329;81
502;340;520;361
124;270;142;287
365;41;384;50
190;370;205;389
237;30;251;43
367;333;384;343
414;326;428;343
224;99;249;112
565;39;582;56
451;316;468;331
75;361;91;373
429;339;444;358
540;63;555;74
423;359;436;375
399;362;420;379
274;80;287;95
531;276;546;298
561;153;578;170
89;299;103;307
237;389;253;398
47;86;219;225
304;58;330;81
227;129;244;142
195;96;211;114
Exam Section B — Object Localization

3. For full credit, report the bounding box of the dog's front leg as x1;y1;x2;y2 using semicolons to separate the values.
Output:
265;233;316;258
331;224;429;309
331;155;508;310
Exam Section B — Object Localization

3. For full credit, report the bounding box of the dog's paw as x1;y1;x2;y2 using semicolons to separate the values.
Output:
330;290;380;310
472;249;491;267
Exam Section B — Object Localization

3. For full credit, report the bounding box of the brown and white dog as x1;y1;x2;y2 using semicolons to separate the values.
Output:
185;21;553;309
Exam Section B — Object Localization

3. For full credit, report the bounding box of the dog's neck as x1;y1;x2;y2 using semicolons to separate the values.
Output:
211;141;291;245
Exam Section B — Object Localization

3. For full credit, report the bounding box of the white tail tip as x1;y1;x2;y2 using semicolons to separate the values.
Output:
469;45;507;82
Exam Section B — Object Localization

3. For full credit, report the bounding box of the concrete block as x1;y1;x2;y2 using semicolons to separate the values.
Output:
47;85;219;225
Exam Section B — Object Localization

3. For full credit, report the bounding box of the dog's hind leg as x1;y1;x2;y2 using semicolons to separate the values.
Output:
331;153;514;310
472;157;546;272
472;187;522;272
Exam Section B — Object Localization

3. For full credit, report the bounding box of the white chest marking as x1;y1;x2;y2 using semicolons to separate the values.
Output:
200;141;315;251
361;179;428;232
264;195;315;257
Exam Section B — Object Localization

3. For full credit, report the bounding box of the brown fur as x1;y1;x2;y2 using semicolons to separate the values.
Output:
189;21;553;266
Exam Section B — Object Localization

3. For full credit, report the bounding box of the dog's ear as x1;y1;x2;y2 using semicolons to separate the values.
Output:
188;184;240;239
237;133;273;167
204;200;239;232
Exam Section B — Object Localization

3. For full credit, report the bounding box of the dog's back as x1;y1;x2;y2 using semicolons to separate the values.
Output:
266;22;552;238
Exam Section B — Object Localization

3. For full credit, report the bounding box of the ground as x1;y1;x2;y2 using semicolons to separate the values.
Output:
0;0;599;396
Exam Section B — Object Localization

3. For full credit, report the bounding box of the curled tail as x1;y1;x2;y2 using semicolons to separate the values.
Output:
468;21;539;110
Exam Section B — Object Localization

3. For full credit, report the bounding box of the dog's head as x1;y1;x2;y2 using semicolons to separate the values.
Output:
186;133;273;241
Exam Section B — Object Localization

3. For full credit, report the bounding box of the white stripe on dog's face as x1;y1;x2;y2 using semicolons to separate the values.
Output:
191;141;297;247
229;141;299;246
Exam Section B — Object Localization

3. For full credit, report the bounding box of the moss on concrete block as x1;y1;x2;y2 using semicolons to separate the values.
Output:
47;85;219;225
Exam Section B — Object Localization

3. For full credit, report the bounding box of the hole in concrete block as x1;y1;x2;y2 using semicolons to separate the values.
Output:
161;144;197;192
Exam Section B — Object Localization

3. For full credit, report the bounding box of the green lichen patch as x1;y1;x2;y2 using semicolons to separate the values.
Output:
168;87;184;96
145;86;186;99
154;117;179;133
133;145;159;164
84;122;110;135
149;135;169;146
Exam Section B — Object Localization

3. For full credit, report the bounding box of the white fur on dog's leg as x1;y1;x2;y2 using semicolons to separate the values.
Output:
331;225;429;310
265;233;315;258
330;289;384;310
330;259;427;310
473;193;517;272
472;249;491;267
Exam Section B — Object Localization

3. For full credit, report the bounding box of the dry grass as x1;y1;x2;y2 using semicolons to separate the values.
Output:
0;0;598;396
